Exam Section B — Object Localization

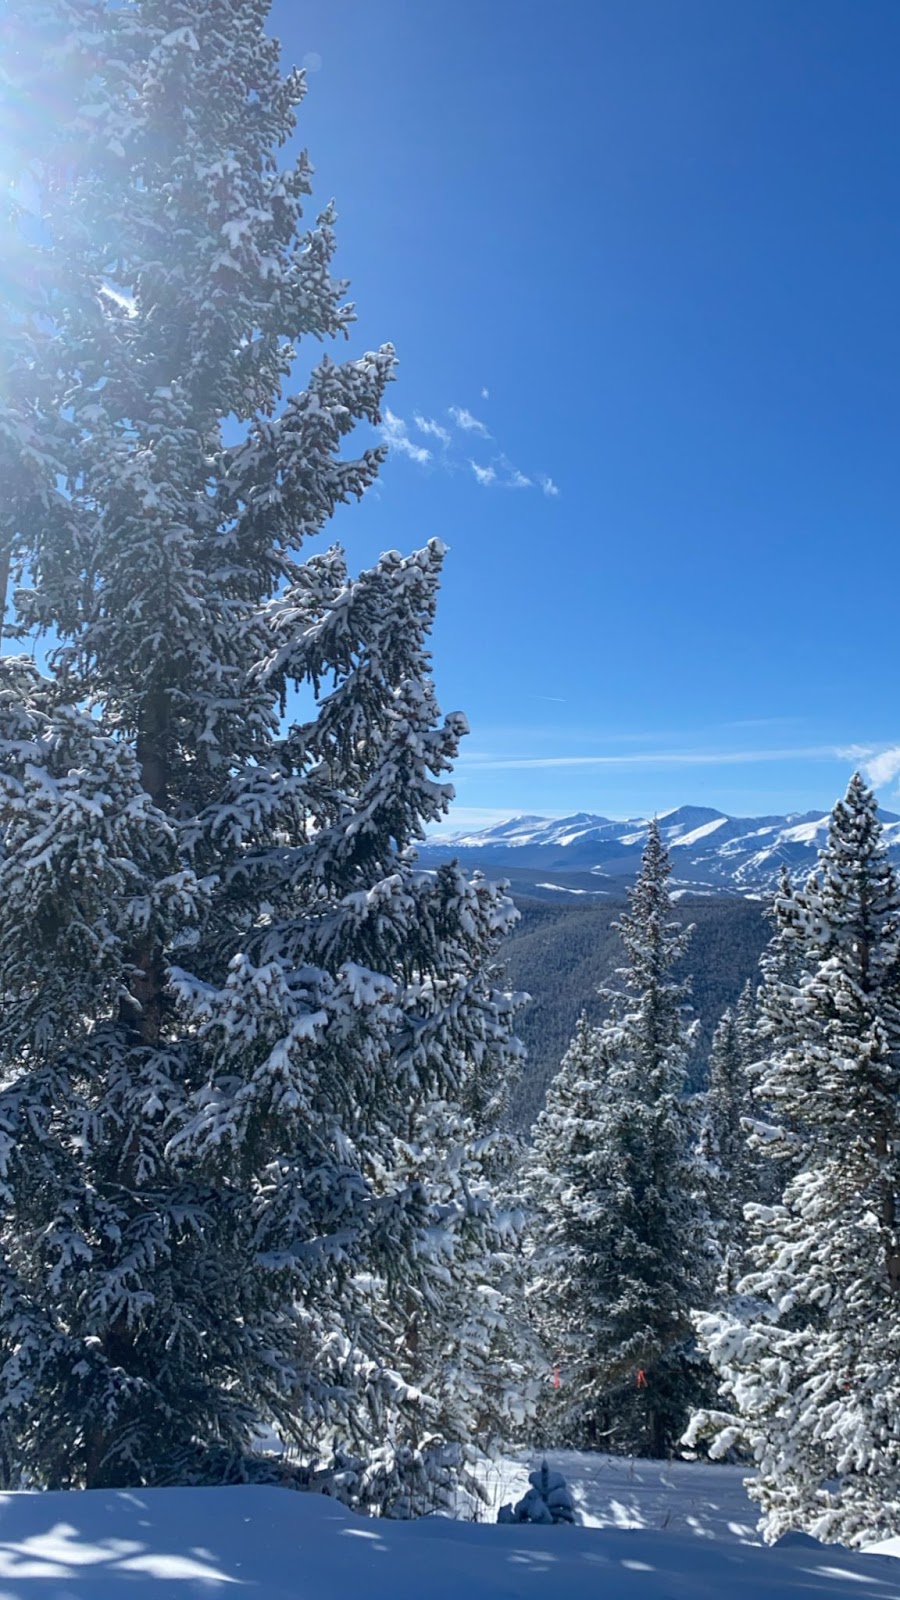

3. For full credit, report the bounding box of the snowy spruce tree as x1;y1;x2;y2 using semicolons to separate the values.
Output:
343;1061;537;1517
696;983;760;1292
526;822;712;1457
689;776;900;1546
0;0;520;1493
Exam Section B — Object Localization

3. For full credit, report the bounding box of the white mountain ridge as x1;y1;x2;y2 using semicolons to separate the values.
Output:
426;803;900;896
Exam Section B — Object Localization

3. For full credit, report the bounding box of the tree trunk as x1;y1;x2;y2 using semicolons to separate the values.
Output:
136;686;169;810
649;1405;666;1459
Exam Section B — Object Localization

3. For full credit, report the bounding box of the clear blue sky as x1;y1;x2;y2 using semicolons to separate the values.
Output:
272;0;900;828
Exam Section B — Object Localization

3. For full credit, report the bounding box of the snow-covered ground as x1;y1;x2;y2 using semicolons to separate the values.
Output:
0;1455;898;1597
478;1452;763;1542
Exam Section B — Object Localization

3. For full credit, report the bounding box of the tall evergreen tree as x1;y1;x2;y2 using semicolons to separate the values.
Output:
526;823;712;1457
348;1113;537;1517
697;983;760;1291
338;1039;537;1518
690;776;900;1547
0;0;520;1492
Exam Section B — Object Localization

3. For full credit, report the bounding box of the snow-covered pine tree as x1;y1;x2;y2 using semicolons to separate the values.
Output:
0;0;520;1492
526;823;712;1457
497;1459;576;1524
734;976;758;1053
697;983;760;1292
524;1014;619;1447
754;868;814;1092
335;1036;537;1518
726;870;813;1183
347;1108;537;1518
690;775;900;1546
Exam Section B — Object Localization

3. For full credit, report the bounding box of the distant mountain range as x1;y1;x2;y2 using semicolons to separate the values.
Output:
422;804;900;900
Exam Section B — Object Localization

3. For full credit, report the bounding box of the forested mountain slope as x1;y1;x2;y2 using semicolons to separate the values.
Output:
503;894;770;1128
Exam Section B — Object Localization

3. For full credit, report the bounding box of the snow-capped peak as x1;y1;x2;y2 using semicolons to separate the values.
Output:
423;803;900;897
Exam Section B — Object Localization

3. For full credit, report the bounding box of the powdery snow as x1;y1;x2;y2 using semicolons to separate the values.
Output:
870;1538;900;1558
480;1453;763;1541
0;1471;897;1597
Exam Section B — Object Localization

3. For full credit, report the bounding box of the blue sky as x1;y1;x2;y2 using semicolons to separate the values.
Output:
273;0;900;829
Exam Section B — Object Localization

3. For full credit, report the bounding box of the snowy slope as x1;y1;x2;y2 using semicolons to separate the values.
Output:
426;806;900;895
447;812;643;850
0;1470;897;1597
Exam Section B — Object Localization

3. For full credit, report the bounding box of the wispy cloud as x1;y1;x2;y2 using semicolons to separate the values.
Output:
726;716;803;729
449;405;491;438
469;455;533;491
379;407;431;464
458;744;861;772
853;745;900;787
414;413;451;447
380;396;558;497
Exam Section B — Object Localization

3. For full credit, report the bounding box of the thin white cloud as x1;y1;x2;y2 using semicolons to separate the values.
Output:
837;743;872;760
470;458;532;490
458;744;859;772
380;396;558;495
392;436;431;465
379;407;431;465
413;413;451;447
450;405;491;438
728;716;802;730
481;386;490;400
856;746;900;787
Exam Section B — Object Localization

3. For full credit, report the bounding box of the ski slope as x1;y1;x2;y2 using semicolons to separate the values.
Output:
0;1454;897;1596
